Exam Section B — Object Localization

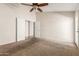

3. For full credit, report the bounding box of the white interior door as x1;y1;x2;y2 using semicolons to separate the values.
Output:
29;22;34;37
17;18;25;41
25;21;28;38
35;21;40;38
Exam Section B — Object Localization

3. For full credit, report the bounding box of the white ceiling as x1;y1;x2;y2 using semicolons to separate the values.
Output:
40;3;79;12
5;3;79;12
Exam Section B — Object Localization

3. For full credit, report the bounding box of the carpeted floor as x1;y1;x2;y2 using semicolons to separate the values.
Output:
0;38;79;56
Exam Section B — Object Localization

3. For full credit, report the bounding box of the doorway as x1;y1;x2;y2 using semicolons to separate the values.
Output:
25;20;35;39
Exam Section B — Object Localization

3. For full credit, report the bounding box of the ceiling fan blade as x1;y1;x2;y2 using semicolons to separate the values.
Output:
33;3;38;5
38;3;48;7
37;8;43;12
21;3;32;6
30;8;34;12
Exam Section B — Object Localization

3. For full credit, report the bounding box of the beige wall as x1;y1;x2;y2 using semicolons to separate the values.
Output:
0;4;36;45
0;4;16;45
36;12;75;43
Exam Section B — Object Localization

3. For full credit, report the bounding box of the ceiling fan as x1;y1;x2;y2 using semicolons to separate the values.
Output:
21;3;48;12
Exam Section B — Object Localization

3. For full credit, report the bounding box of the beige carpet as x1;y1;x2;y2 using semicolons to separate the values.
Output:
0;38;79;56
